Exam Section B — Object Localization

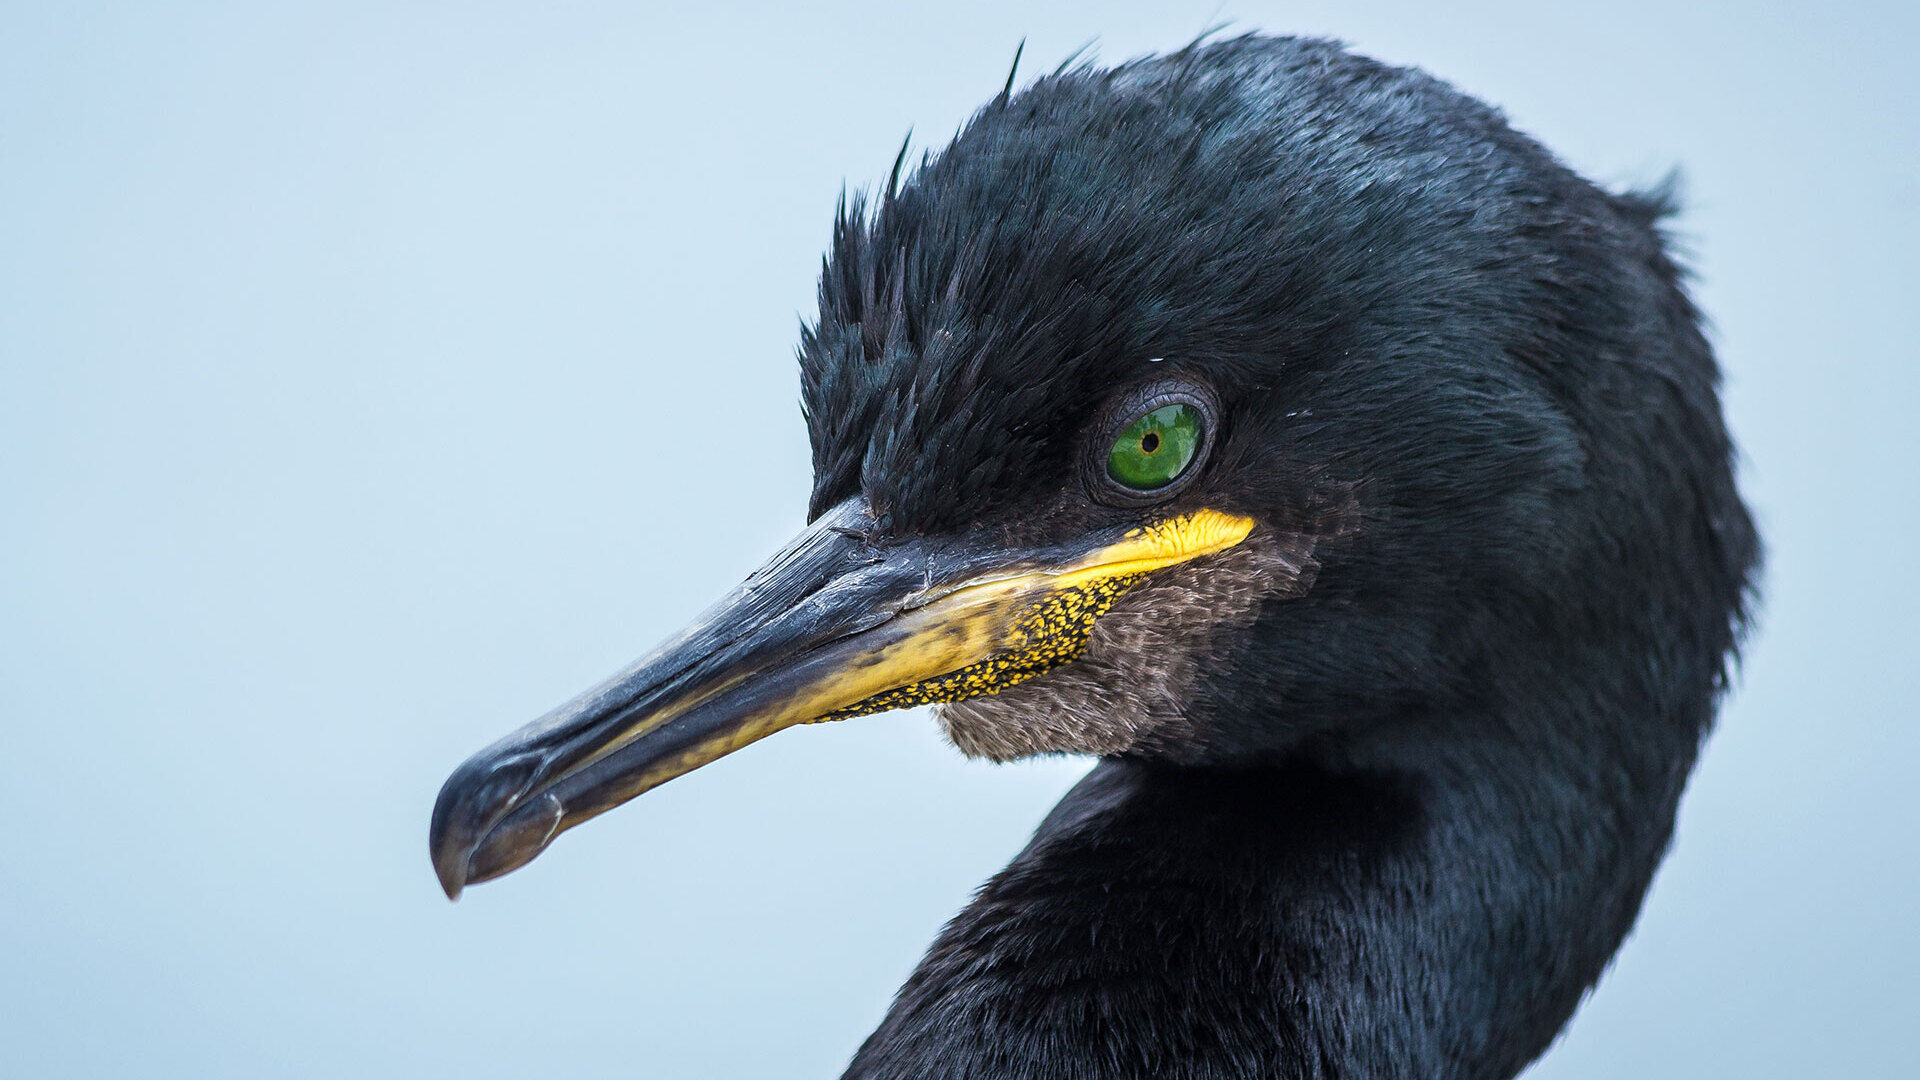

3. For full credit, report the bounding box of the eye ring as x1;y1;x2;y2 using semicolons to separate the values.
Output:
1082;377;1221;508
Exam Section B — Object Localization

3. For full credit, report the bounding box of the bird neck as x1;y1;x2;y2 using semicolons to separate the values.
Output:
844;707;1696;1080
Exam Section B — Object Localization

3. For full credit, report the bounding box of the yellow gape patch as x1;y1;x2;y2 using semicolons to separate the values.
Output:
821;573;1147;720
821;509;1254;721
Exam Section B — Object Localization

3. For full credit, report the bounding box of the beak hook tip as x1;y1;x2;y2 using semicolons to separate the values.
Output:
432;843;470;902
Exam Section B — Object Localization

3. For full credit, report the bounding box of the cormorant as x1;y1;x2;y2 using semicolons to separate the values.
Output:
431;35;1758;1080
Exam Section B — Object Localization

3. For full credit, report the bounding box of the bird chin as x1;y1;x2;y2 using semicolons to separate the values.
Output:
936;531;1320;763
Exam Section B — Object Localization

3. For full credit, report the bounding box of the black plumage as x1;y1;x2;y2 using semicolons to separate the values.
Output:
433;33;1757;1080
816;36;1755;1078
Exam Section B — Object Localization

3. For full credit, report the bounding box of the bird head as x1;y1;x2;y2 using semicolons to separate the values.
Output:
431;38;1755;899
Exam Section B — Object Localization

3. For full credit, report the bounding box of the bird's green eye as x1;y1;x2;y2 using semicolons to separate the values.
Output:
1107;404;1202;491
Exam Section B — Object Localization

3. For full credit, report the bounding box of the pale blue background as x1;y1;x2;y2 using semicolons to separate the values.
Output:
3;3;1914;1077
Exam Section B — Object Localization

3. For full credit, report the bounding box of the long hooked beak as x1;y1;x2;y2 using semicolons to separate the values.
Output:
429;499;1253;899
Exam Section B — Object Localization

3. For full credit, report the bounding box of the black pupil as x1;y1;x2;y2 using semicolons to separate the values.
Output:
1141;431;1161;454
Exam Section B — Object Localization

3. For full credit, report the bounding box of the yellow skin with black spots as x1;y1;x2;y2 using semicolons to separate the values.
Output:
822;573;1147;721
822;508;1254;721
